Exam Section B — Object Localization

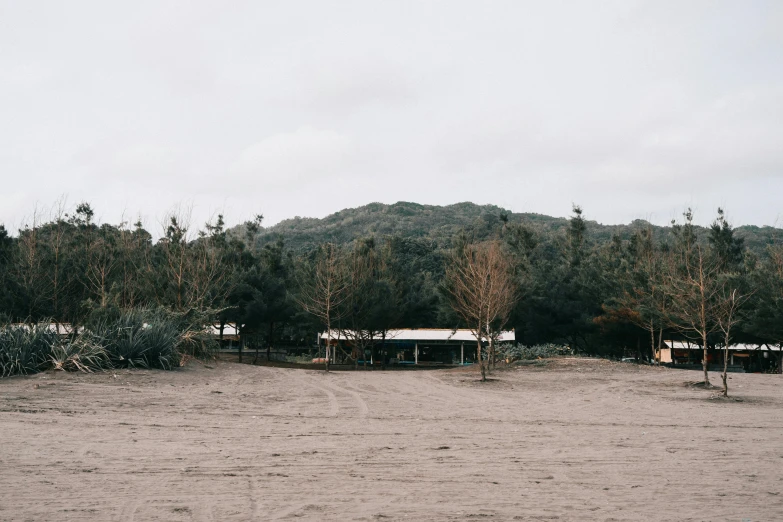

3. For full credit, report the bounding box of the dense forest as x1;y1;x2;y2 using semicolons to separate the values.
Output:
1;201;783;377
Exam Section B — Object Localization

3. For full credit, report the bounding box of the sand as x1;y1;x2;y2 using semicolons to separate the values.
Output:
1;358;781;521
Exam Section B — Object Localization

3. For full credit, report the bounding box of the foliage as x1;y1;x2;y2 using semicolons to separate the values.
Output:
498;343;572;361
1;200;782;376
245;201;780;256
49;335;110;373
0;310;216;377
0;322;59;377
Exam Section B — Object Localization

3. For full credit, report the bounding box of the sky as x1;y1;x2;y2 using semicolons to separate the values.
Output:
1;0;782;236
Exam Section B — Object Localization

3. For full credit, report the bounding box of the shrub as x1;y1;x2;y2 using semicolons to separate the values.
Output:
498;343;572;362
89;310;180;370
0;308;219;377
49;335;110;373
86;308;217;370
0;322;59;377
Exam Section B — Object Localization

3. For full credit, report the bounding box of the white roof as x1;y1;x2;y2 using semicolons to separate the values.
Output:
320;328;514;343
209;323;240;336
7;322;243;337
8;323;82;335
666;341;780;351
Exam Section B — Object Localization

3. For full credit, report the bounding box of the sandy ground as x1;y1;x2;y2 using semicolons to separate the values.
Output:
1;359;782;522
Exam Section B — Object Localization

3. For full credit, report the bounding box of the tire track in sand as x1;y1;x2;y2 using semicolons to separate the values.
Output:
117;499;140;522
294;372;340;417
267;501;307;520
323;377;369;418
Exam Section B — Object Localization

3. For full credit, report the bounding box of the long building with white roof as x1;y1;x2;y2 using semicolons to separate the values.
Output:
318;328;515;365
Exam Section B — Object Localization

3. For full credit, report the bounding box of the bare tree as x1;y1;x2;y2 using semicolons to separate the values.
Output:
14;209;48;320
715;286;750;397
295;243;348;372
665;244;722;387
85;227;117;309
48;201;69;322
445;240;518;381
156;211;230;313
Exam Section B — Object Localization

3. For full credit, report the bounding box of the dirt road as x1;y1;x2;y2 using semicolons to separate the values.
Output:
1;359;781;521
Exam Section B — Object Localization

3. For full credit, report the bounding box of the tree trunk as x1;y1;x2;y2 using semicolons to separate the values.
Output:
477;340;485;381
380;330;387;370
238;331;243;364
649;320;656;363
702;333;710;386
722;343;729;397
486;338;492;375
324;324;330;373
267;321;274;361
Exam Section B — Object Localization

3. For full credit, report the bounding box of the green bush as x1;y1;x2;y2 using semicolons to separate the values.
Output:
498;343;572;362
0;323;59;377
49;335;110;373
1;308;218;377
89;310;180;370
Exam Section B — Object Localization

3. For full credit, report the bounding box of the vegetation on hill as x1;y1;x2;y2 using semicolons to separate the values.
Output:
246;201;780;254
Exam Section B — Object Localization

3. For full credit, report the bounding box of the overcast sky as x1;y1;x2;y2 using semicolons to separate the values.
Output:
1;0;782;235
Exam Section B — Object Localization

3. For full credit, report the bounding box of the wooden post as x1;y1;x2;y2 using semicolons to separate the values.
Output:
461;342;464;365
415;343;418;365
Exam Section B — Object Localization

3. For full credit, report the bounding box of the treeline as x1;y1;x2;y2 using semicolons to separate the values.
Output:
248;201;780;254
1;202;783;381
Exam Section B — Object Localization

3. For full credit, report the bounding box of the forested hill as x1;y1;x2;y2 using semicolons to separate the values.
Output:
243;201;781;254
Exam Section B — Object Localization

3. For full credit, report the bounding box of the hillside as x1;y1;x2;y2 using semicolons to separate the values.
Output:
242;201;782;254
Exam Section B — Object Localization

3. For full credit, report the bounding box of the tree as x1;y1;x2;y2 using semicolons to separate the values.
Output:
338;238;383;369
444;240;518;381
745;244;783;374
115;218;153;309
665;242;721;387
332;238;407;370
0;225;16;317
13;211;50;321
294;243;348;371
715;286;750;397
257;236;296;362
567;204;587;267
614;228;670;362
709;208;744;272
154;212;230;313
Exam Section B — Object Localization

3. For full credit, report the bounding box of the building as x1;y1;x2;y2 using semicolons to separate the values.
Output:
318;328;515;365
661;341;782;372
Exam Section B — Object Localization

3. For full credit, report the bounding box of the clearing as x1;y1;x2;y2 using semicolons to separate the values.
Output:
1;359;781;521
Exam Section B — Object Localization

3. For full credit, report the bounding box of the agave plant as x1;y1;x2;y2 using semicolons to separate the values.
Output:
0;322;59;377
136;319;180;370
88;309;180;370
50;335;110;373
